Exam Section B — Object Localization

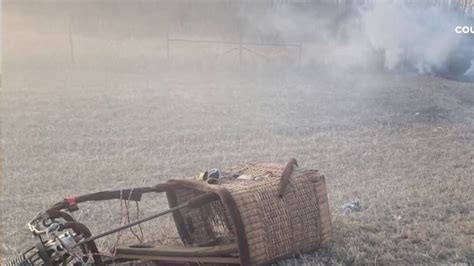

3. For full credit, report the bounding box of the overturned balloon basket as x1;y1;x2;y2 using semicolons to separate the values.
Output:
8;159;332;265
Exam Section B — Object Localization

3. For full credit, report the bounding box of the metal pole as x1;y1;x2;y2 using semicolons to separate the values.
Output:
70;192;218;249
71;204;185;249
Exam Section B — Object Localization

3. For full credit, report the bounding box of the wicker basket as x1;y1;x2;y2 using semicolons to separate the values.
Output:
164;160;331;265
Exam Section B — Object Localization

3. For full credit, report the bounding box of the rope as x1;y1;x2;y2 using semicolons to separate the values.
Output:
110;188;145;257
110;189;125;257
124;195;144;243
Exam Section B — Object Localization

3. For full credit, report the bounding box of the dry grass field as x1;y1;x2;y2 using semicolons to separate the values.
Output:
2;67;473;264
3;1;474;264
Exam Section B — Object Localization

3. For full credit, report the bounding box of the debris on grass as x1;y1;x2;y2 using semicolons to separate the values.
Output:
341;200;362;215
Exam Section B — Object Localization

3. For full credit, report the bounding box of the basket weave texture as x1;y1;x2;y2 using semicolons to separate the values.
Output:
167;162;331;265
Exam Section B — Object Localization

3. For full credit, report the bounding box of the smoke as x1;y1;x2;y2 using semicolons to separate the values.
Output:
8;1;471;78
239;1;469;76
360;2;463;74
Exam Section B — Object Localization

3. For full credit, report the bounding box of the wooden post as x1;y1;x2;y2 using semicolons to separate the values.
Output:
299;42;303;68
238;0;243;68
167;34;170;61
239;26;243;67
69;16;75;67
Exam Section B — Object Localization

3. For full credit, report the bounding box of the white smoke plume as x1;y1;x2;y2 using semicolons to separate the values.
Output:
360;2;463;74
240;1;470;76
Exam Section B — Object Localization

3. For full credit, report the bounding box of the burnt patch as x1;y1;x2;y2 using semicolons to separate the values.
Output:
413;106;452;124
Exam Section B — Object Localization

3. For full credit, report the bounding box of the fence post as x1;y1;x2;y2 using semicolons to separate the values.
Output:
239;29;243;68
69;16;75;67
299;42;303;68
167;34;170;61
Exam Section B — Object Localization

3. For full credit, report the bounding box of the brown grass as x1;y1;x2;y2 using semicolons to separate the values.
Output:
2;68;473;264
